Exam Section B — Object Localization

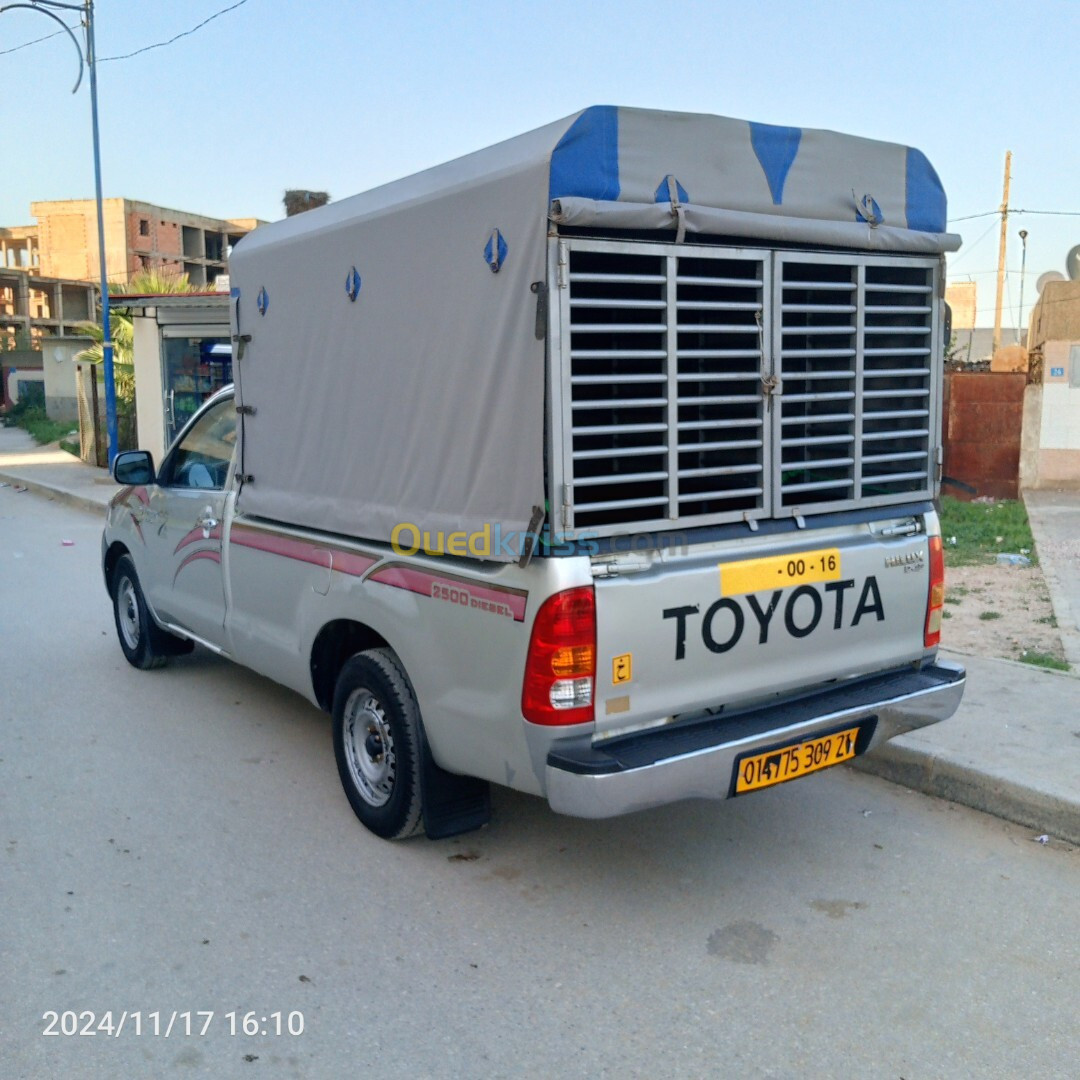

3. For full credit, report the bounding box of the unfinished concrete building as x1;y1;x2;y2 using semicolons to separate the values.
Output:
29;199;262;289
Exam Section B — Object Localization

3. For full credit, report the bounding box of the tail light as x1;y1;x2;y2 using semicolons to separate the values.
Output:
522;586;596;725
924;534;945;647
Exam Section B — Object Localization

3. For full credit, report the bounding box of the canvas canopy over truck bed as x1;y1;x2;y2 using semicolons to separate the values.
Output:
229;106;959;559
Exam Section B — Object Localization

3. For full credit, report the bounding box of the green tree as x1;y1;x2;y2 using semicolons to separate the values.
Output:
74;270;200;407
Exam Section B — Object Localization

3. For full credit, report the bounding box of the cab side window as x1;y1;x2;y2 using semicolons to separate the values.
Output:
162;399;237;490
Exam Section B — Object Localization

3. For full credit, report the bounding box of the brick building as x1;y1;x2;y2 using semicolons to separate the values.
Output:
25;199;262;288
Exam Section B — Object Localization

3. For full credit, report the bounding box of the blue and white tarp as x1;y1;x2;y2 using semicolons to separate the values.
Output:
546;106;958;253
230;107;957;556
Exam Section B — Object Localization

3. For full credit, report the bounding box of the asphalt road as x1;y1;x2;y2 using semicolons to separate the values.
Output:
2;488;1078;1080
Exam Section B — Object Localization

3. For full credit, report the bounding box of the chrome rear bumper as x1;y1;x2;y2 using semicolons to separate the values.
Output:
545;661;966;819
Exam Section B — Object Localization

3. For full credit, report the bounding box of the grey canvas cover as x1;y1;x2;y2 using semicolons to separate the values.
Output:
229;106;957;558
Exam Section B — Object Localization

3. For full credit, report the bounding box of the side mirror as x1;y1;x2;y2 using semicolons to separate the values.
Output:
112;450;156;486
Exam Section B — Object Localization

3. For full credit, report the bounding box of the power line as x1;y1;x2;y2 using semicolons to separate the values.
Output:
0;25;76;57
948;208;1080;224
99;0;250;62
947;218;1000;266
956;208;1080;221
1;1;251;62
1013;209;1080;217
948;211;999;224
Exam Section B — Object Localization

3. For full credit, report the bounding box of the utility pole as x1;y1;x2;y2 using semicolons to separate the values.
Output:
0;0;116;464
1017;229;1028;346
992;151;1012;356
84;0;118;466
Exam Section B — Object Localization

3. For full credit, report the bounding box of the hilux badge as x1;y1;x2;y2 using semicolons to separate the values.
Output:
884;551;924;569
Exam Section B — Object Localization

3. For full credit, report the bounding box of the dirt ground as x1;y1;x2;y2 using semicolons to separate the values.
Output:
941;561;1067;667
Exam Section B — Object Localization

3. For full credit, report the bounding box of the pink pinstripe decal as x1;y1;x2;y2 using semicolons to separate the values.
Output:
173;524;223;555
230;526;377;578
173;548;222;584
111;485;150;509
368;565;527;622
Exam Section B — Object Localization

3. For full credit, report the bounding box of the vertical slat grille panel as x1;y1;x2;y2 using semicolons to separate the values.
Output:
776;257;935;511
859;264;934;497
556;242;938;535
674;255;765;519
566;246;766;531
567;249;669;527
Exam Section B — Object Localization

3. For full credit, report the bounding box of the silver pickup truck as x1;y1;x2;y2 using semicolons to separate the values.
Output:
102;107;966;840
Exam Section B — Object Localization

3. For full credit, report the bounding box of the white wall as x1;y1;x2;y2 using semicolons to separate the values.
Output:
1023;340;1080;488
42;337;91;422
132;313;167;463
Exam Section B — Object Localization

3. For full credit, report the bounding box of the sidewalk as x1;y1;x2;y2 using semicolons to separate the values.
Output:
855;488;1080;844
3;422;1078;845
0;423;113;514
1024;489;1080;668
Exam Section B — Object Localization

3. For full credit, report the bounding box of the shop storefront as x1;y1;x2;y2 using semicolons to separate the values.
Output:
121;294;231;462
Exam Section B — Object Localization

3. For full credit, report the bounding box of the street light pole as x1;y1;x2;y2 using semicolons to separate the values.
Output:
84;0;118;465
0;0;116;464
1017;229;1029;348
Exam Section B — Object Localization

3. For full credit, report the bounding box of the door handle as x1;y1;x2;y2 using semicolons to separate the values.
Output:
196;510;219;536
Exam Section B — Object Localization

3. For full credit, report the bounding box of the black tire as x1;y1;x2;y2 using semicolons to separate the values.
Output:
110;555;168;670
332;648;424;840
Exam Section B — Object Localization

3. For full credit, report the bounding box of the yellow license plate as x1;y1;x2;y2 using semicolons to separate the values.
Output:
720;547;842;597
734;727;860;795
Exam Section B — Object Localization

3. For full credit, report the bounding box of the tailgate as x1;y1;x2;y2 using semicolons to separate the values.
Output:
592;513;932;735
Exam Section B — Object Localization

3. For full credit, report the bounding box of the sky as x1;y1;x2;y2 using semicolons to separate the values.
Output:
2;0;1078;327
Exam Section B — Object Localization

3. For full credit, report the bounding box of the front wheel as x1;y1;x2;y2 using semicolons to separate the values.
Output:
110;555;167;670
332;648;424;840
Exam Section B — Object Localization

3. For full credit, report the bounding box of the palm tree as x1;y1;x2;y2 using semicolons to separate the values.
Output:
73;269;200;406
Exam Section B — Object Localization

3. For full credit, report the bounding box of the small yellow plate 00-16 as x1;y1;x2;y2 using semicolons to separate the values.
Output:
720;547;842;597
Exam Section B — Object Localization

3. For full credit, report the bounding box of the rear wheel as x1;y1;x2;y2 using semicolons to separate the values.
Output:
332;648;424;840
110;555;167;670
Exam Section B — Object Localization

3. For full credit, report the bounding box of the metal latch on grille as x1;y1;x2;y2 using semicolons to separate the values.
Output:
761;372;781;409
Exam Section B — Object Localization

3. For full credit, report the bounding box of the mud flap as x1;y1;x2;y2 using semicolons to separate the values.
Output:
418;727;491;839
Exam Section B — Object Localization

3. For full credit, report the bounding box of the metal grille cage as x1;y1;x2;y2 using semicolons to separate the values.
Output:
550;240;940;537
774;254;938;513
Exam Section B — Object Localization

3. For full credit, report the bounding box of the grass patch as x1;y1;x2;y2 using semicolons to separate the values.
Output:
1018;650;1070;672
1036;615;1059;627
10;406;78;447
978;611;1002;621
939;496;1037;566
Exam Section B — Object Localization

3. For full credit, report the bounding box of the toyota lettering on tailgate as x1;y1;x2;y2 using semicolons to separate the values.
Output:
662;577;884;661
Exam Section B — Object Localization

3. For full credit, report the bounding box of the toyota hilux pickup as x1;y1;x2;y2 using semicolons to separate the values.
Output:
103;106;966;840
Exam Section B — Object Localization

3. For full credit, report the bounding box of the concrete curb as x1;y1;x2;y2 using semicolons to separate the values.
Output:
939;645;1080;679
853;742;1080;847
0;471;108;518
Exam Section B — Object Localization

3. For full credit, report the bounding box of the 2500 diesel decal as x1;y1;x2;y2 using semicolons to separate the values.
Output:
662;578;885;661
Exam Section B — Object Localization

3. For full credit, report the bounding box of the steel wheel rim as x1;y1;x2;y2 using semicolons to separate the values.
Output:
343;688;396;807
117;576;141;651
